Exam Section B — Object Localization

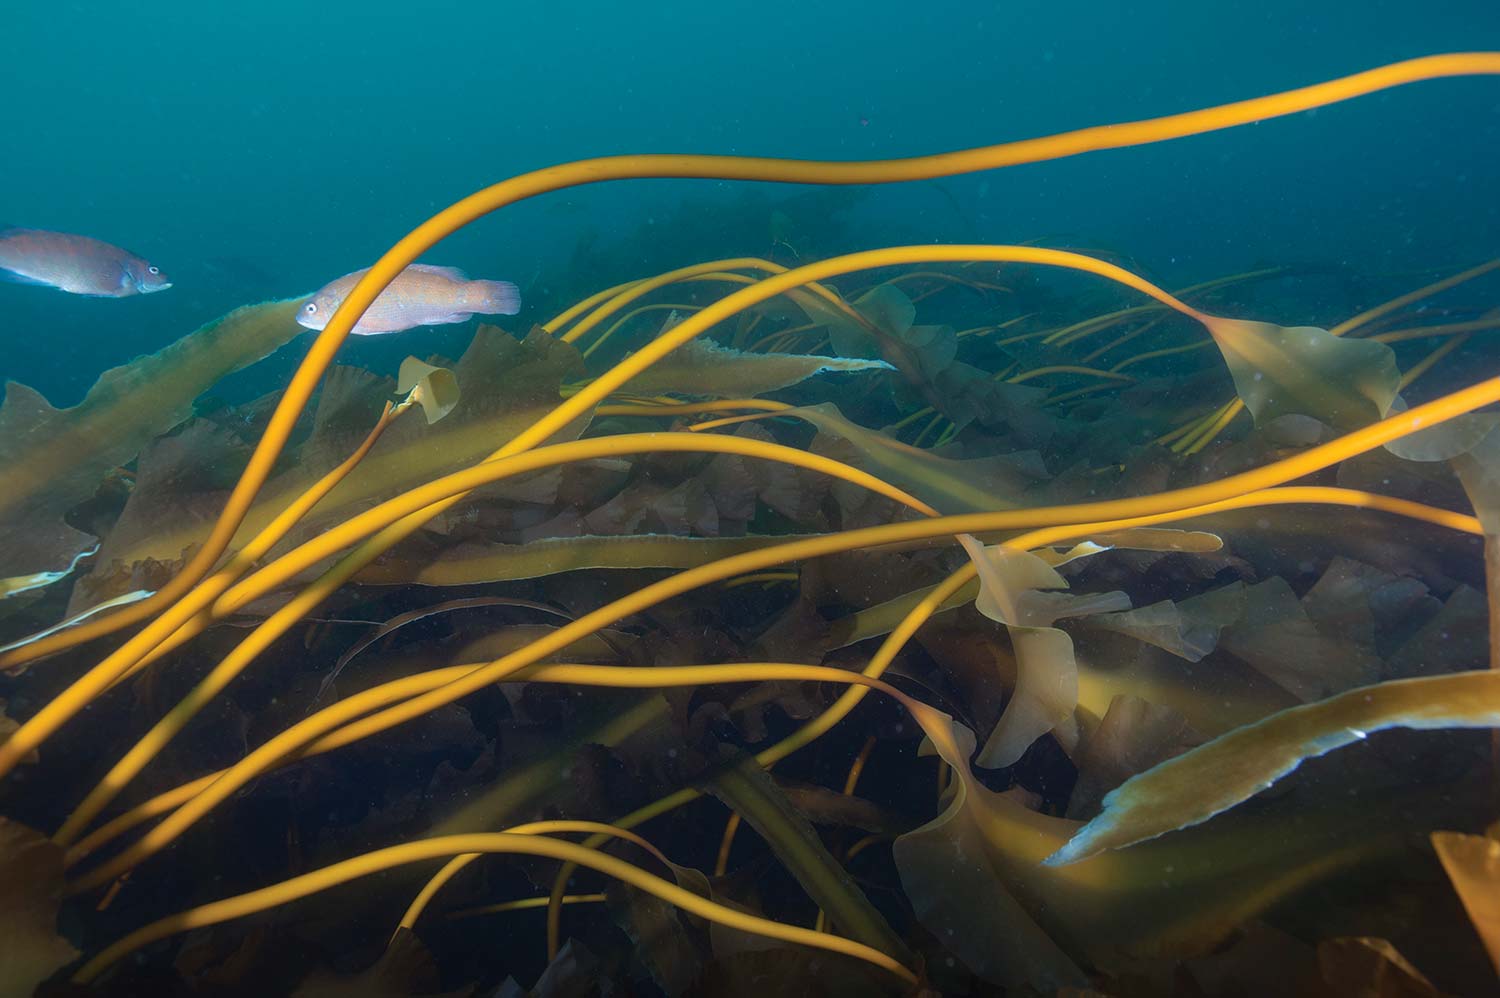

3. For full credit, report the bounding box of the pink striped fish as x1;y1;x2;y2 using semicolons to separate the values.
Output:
0;226;171;297
296;264;521;336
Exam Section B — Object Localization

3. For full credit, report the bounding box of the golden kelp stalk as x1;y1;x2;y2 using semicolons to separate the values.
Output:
1;53;1499;994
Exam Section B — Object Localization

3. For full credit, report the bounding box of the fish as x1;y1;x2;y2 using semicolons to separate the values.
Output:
0;226;172;297
296;264;521;335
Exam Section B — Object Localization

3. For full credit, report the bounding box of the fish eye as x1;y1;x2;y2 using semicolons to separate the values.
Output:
304;302;317;313
147;266;159;275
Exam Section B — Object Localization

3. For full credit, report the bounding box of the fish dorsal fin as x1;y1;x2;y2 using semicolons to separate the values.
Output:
408;263;469;282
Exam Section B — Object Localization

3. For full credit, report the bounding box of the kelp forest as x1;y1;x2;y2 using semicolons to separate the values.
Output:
3;53;1500;997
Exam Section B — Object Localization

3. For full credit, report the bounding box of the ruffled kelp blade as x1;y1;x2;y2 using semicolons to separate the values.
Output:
1203;317;1400;430
1047;671;1500;866
1431;830;1500;976
396;356;460;424
0;299;305;595
958;528;1220;768
958;534;1124;766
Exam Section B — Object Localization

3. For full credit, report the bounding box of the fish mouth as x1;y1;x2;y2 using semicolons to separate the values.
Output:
139;281;173;293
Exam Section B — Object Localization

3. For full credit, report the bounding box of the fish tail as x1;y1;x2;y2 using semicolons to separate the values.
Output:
472;280;521;315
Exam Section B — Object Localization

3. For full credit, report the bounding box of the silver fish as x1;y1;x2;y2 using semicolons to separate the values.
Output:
0;226;171;297
296;264;521;335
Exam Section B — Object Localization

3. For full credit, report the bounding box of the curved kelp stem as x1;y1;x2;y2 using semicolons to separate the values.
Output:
64;486;1480;892
393;819;673;938
9;53;1500;990
52;431;940;845
73;828;921;987
58;334;1498;845
33;240;1275;827
4;51;1492;683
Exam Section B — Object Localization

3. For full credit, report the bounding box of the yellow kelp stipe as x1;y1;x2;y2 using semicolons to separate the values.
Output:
63;486;1479;893
23;238;1340;824
394;819;672;936
51;431;941;847
5;52;1492;683
0;241;1221;792
72;828;920;987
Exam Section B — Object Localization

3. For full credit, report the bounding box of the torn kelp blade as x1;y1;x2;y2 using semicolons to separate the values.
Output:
1048;671;1500;866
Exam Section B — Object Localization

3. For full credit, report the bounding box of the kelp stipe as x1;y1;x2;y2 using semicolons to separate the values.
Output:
1;54;1499;994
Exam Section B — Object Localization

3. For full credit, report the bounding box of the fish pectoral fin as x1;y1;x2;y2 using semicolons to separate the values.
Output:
0;267;52;287
438;312;475;324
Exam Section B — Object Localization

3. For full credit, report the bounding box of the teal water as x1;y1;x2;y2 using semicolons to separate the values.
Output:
3;1;1498;402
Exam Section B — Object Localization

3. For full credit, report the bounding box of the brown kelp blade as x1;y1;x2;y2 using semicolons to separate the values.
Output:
893;700;1420;989
1048;671;1500;866
0;299;305;594
69;327;589;611
777;402;1048;513
1431;830;1500;976
1204;317;1400;430
705;755;909;960
0;818;80;996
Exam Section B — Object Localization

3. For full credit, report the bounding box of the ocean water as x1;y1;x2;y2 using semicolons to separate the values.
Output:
4;2;1500;996
4;1;1498;401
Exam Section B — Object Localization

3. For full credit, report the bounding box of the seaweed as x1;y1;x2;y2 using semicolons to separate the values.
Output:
4;53;1500;998
0;299;304;594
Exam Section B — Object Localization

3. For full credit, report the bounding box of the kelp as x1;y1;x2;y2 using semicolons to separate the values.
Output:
0;818;79;998
791;401;1049;513
1432;830;1500;975
892;704;1432;990
614;337;893;398
10;59;1500;994
1083;583;1243;662
1314;937;1443;998
70;326;591;610
702;754;908;960
290;929;464;998
791;283;1052;436
1384;412;1500;533
76;359;937;607
0;298;304;594
893;725;1090;989
357;534;829;587
1205;317;1401;429
1049;671;1500;865
1218;575;1381;700
1065;694;1201;820
960;534;1129;766
959;528;1220;768
395;357;461;425
608;883;700;995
